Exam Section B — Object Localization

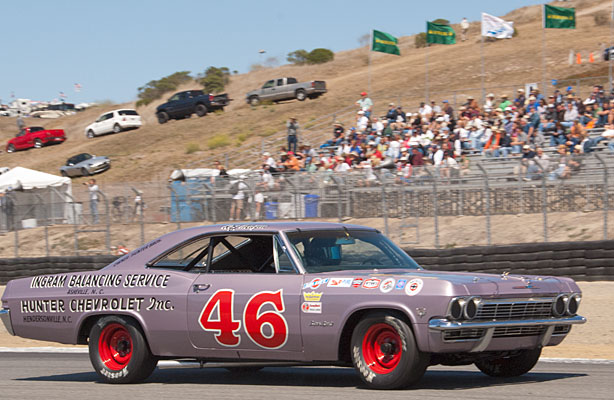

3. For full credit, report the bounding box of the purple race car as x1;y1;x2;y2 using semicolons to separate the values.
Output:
0;222;586;389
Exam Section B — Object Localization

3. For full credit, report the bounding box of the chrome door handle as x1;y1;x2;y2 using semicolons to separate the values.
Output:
193;284;211;293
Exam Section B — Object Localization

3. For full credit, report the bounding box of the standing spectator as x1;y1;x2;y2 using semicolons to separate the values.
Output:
229;177;249;221
16;111;24;131
0;193;14;231
460;17;469;41
356;92;373;117
83;179;100;224
286;117;299;154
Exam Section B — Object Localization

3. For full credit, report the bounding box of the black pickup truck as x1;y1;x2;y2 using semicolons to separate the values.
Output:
155;90;231;124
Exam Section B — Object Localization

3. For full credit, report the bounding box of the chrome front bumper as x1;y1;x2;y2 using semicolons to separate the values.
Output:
429;315;586;352
0;309;14;336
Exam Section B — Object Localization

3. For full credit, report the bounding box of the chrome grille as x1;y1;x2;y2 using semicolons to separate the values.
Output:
443;328;484;341
553;325;571;335
493;326;545;337
477;298;553;320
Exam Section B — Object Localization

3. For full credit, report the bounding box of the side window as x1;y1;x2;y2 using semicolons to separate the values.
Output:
208;235;277;274
276;79;284;86
103;113;113;121
287;77;297;84
151;236;211;270
169;94;180;101
275;237;297;274
262;80;274;89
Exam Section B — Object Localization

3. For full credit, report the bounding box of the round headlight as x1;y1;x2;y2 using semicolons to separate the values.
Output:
552;294;568;317
566;293;581;315
449;298;464;320
463;297;481;320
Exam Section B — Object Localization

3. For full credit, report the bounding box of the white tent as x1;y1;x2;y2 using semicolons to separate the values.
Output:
0;167;74;229
0;167;71;193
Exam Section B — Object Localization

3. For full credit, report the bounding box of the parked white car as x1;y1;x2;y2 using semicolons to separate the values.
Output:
85;109;142;138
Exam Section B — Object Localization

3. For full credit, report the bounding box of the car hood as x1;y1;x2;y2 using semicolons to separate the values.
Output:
312;269;577;297
80;156;109;165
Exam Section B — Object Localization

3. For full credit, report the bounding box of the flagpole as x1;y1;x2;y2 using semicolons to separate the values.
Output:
480;33;485;105
425;43;429;102
542;5;548;97
368;29;373;96
610;0;613;93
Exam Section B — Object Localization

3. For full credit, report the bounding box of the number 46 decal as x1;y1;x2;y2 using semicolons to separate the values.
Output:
198;289;288;349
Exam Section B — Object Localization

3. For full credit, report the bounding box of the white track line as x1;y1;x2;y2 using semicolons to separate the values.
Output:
0;347;612;365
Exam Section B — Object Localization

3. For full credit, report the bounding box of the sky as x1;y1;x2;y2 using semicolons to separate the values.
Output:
0;0;548;105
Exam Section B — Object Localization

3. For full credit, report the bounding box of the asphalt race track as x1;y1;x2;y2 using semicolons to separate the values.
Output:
0;353;611;399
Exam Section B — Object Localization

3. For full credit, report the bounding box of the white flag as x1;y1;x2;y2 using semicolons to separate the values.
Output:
481;12;514;39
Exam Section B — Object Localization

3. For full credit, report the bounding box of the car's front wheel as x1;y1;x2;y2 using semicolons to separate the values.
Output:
157;111;169;124
89;315;157;383
249;96;260;106
86;130;95;139
6;144;15;153
474;348;542;377
113;124;122;133
350;311;429;389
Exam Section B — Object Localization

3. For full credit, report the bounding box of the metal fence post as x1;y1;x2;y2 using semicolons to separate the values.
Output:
595;153;608;240
423;168;440;248
330;175;344;222
32;194;49;256
379;171;389;237
476;162;491;246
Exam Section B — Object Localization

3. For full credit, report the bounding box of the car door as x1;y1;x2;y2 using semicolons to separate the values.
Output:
13;130;27;149
165;93;183;118
260;80;275;101
187;233;303;360
274;78;288;101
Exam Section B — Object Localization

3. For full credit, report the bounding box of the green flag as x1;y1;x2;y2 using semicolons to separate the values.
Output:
544;4;575;29
426;21;456;44
372;30;400;55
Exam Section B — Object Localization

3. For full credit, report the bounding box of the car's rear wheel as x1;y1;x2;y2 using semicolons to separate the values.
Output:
89;315;157;383
34;139;43;149
81;168;89;177
474;348;542;378
86;130;95;139
350;311;428;389
113;124;122;133
157;111;169;124
195;104;208;117
296;89;306;101
7;144;15;153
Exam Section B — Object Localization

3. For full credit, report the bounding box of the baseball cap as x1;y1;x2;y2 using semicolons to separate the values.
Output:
361;92;367;96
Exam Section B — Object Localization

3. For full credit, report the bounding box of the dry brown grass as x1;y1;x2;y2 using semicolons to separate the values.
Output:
0;0;611;183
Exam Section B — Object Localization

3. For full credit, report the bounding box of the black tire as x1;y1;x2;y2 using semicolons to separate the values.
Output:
195;104;208;117
350;311;429;389
81;168;89;177
61;170;68;177
34;139;43;149
249;96;260;106
7;144;15;153
113;124;122;133
88;315;157;383
296;89;306;101
474;348;542;378
86;130;95;139
157;111;169;124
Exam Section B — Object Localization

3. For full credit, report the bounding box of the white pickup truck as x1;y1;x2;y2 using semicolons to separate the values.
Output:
246;77;327;105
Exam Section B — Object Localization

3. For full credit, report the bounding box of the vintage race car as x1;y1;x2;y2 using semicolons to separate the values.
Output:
0;222;585;389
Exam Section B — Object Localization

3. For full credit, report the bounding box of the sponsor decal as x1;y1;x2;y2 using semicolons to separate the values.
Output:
301;302;322;314
352;278;364;288
309;320;334;327
327;278;353;288
405;279;424;296
23;315;72;324
303;291;323;302
220;224;268;231
379;278;395;293
30;273;170;290
362;278;381;289
395;279;408;290
303;278;329;290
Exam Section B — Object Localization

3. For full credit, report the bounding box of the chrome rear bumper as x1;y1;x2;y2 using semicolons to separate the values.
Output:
0;309;14;336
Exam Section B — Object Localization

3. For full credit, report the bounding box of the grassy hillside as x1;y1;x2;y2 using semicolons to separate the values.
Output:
0;0;611;184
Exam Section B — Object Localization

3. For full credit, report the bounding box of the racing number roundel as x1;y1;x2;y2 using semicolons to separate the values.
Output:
199;289;288;349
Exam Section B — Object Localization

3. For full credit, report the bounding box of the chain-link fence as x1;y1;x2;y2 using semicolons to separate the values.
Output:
1;151;613;257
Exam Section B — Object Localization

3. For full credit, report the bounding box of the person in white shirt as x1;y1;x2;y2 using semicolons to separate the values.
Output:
562;103;578;128
419;102;432;118
460;17;469;41
356;111;369;133
372;117;384;135
229;178;249;221
433;146;444;166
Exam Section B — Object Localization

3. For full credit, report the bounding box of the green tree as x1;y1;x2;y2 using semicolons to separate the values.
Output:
432;18;450;25
308;48;334;64
136;71;192;107
415;32;427;48
198;67;231;94
287;49;310;65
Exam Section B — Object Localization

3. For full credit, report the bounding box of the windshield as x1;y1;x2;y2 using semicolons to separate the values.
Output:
286;230;421;273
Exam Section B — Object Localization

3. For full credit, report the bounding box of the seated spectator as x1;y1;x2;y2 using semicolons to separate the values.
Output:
526;147;550;180
483;127;502;157
356;111;369;133
561;103;578;128
372;117;384;135
510;127;527;154
440;151;459;180
596;101;611;127
484;93;496;112
386;103;398;125
549;144;574;180
513;144;536;178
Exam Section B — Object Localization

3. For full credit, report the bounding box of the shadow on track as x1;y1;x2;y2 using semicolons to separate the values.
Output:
18;366;585;390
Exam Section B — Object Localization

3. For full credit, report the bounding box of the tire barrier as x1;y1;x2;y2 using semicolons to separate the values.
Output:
406;240;614;282
0;241;612;284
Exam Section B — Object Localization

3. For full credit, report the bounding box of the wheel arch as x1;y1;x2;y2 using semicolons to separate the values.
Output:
76;312;151;347
336;305;421;363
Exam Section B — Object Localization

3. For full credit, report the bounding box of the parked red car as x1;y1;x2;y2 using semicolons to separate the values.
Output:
6;126;66;153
